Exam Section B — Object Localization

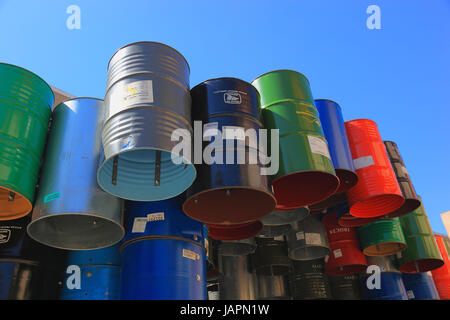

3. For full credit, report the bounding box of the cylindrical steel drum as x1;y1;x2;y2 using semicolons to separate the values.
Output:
185;77;276;226
258;224;292;238
357;218;407;256
0;63;54;220
251;70;339;209
28;98;124;250
345;119;404;218
98;41;196;201
218;255;257;300
397;203;443;273
360;272;408;300
383;141;421;218
257;275;290;300
332;201;381;227
402;272;440;300
431;234;450;299
207;221;263;241
60;244;121;300
329;274;362;300
291;258;332;300
366;255;401;273
217;238;257;256
251;237;291;276
120;238;206;300
261;207;309;226
286;214;329;260
314;99;358;197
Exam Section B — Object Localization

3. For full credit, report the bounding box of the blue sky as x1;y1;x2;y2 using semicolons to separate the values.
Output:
0;0;449;234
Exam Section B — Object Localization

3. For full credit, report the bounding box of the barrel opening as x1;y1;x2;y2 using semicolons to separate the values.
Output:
363;242;407;256
383;198;421;219
27;214;125;250
349;194;405;218
0;187;31;220
207;221;263;241
183;187;276;225
289;245;330;261
98;148;196;201
400;259;445;273
335;169;359;194
272;171;339;209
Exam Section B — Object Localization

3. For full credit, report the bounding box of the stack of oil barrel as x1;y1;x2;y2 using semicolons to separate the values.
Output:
0;42;449;300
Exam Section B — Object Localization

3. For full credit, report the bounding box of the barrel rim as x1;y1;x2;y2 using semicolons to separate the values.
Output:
0;62;55;107
107;41;190;73
344;118;377;126
191;77;254;90
119;234;206;253
314;99;342;109
53;97;104;112
251;69;311;85
0;257;40;266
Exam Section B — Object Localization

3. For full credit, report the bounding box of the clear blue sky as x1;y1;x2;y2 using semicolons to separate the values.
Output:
1;0;449;234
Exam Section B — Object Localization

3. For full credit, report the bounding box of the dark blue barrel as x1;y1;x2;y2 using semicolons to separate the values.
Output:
402;272;440;300
0;216;33;259
315;100;358;194
124;193;203;244
120;238;206;300
361;272;408;300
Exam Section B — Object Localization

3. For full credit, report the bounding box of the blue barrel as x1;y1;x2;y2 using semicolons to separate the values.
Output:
402;272;440;300
124;193;203;244
361;272;408;300
120;238;206;300
315;99;358;194
0;216;30;259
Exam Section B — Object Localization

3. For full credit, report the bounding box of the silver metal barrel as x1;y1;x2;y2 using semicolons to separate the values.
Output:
28;98;124;250
97;41;196;201
217;238;257;256
218;255;257;300
257;275;291;300
261;207;310;226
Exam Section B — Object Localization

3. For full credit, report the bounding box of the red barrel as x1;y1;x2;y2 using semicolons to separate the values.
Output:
323;212;367;276
431;234;450;299
207;221;263;241
345;119;404;218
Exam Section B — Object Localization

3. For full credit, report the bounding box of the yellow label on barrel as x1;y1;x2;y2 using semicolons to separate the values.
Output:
182;249;200;261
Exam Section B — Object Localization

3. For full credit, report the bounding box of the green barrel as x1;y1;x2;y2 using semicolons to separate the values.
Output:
398;203;444;273
0;63;54;220
329;274;362;300
251;70;339;210
357;218;407;256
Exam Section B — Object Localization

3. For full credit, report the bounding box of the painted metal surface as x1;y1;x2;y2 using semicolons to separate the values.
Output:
261;207;309;226
207;221;263;241
0;63;53;220
291;258;332;300
251;237;291;276
402;272;440;300
251;70;339;210
366;255;401;273
331;200;381;227
28;98;124;250
361;272;408;300
257;275;290;300
329;274;361;300
120;238;206;300
345;119;404;218
383;141;421;218
218;255;257;300
398;203;443;273
357;218;406;256
184;77;275;225
431;234;450;299
64;243;121;267
98;41;196;201
286;214;329;261
217;238;256;256
258;224;292;238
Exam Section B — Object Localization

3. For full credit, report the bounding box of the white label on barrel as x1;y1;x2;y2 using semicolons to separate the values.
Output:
305;233;321;245
308;135;331;159
183;249;199;261
0;229;11;243
222;126;246;140
353;156;374;170
296;231;305;241
407;290;415;299
333;248;343;258
203;122;219;139
147;212;164;222
110;80;154;115
396;251;402;259
274;235;284;241
131;217;147;233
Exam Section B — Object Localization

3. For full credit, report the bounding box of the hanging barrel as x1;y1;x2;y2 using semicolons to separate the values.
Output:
431;234;450;299
28;98;124;250
345;119;404;218
331;200;381;228
97;41;196;201
217;238;257;256
261;206;309;226
258;224;292;238
207;221;263;241
329;274;362;300
218;255;257;300
323;212;367;276
361;255;408;300
383;141;421;218
60;244;121;300
251;237;291;276
184;77;275;225
286;214;329;260
257;275;290;300
397;203;443;273
402;272;440;300
251;70;339;209
357;217;406;256
0;63;54;220
291;258;332;300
